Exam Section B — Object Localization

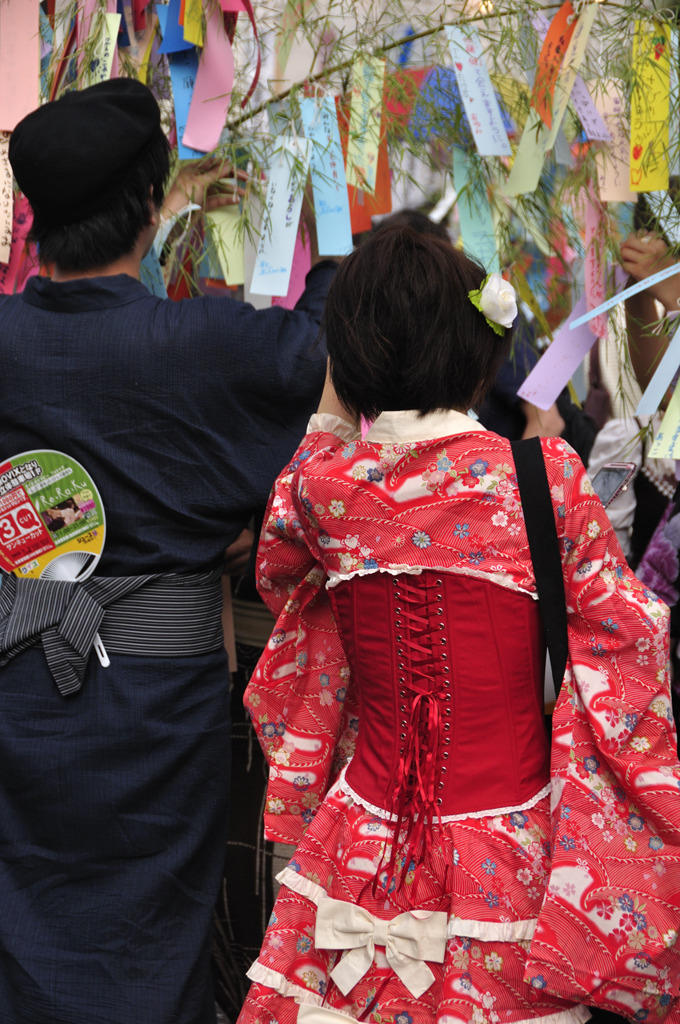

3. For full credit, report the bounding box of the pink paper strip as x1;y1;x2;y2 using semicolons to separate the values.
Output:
517;295;596;410
182;3;234;152
0;0;40;131
272;230;312;309
77;0;98;67
584;191;607;340
0;196;40;295
220;0;246;10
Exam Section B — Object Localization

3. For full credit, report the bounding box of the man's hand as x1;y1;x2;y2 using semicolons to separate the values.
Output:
620;232;680;310
162;158;248;220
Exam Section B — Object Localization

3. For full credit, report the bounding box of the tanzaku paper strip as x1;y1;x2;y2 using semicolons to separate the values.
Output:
630;20;671;192
570;263;680;328
636;321;680;417
346;58;385;195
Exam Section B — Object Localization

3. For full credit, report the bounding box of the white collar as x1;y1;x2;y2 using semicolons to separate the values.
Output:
365;409;487;444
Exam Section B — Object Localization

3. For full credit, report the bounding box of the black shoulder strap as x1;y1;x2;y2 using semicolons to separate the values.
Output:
510;437;568;701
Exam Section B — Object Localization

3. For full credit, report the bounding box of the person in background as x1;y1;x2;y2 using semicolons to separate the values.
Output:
618;220;680;731
0;78;336;1024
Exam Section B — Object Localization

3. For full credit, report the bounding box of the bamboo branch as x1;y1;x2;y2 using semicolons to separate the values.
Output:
226;0;634;131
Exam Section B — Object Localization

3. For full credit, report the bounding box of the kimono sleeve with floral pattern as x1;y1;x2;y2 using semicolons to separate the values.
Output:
525;441;680;1020
244;431;357;846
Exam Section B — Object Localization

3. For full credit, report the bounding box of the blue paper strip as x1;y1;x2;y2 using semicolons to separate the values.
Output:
117;0;131;47
410;66;514;145
300;96;353;258
570;263;680;328
140;247;168;298
157;7;204;160
453;147;500;274
635;320;680;416
158;0;194;54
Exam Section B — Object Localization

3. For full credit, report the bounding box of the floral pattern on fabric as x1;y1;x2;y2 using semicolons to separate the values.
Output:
243;427;680;1021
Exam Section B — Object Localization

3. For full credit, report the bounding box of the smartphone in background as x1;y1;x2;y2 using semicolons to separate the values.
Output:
591;462;637;507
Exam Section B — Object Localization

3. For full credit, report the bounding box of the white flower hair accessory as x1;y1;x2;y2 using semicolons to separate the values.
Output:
468;272;518;336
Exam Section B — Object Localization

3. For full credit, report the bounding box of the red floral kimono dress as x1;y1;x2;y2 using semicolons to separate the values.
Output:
238;410;680;1024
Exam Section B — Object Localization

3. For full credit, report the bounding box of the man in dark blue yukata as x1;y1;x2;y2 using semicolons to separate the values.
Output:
0;78;336;1024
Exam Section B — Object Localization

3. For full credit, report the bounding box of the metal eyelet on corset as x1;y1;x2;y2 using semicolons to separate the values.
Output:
441;637;447;645
436;607;443;615
400;733;406;741
436;594;442;601
441;652;447;660
435;579;442;585
444;722;450;731
437;797;443;805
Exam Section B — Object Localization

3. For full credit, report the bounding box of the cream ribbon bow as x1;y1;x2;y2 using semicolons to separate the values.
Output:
315;897;448;998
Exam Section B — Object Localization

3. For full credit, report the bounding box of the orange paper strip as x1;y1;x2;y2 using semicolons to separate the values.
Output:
531;0;576;129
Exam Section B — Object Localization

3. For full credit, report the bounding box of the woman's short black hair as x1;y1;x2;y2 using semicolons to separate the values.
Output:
29;126;171;273
322;223;512;420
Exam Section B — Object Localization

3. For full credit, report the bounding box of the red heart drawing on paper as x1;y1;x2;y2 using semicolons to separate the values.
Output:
455;62;463;71
633;144;643;161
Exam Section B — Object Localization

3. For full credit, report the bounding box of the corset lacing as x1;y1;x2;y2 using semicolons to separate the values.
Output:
381;574;450;897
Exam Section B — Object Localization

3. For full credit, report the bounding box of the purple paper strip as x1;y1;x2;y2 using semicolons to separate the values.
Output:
517;296;596;410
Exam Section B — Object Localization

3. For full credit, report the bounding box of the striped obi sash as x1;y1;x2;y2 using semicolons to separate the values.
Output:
0;568;223;696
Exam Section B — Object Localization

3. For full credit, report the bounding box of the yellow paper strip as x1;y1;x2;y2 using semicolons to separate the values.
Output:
206;206;245;286
513;268;553;341
346;58;385;196
648;383;680;458
501;109;549;198
0;133;13;265
138;17;157;85
84;13;121;86
630;20;671;192
183;0;204;48
502;4;597;198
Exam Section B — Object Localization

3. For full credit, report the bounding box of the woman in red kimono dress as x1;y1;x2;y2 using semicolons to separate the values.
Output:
238;226;680;1024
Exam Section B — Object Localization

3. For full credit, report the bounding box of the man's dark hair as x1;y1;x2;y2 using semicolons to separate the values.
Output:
29;126;171;273
322;223;511;420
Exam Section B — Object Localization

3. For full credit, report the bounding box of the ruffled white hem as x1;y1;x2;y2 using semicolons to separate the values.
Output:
297;1009;591;1024
247;961;324;1006
277;867;539;942
325;562;537;599
332;765;551;824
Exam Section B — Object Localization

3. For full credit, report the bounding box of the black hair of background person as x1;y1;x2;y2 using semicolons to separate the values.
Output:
323;223;511;421
27;127;171;273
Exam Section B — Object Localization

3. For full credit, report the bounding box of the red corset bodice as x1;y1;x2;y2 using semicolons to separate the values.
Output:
328;570;549;823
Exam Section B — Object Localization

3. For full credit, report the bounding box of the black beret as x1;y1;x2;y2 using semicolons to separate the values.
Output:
9;78;161;226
